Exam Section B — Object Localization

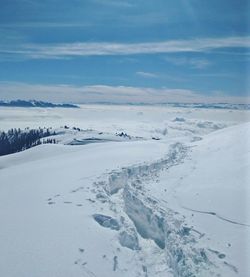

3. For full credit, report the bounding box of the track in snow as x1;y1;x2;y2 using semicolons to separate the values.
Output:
46;141;239;276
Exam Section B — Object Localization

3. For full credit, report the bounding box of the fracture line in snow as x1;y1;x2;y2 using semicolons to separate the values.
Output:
93;142;234;276
181;206;250;227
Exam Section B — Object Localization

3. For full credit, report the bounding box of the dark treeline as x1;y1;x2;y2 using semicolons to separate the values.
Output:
0;128;56;156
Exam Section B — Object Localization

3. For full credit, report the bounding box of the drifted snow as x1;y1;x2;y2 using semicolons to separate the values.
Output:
0;140;172;277
0;105;249;277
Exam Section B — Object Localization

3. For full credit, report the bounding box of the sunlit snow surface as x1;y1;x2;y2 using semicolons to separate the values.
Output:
0;105;249;277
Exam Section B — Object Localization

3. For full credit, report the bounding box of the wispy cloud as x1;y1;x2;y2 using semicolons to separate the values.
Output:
0;82;249;104
136;71;159;78
93;0;135;8
1;36;249;60
1;22;92;28
164;57;211;69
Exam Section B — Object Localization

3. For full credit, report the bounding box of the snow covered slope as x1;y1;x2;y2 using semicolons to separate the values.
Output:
0;105;249;277
137;122;250;276
173;123;250;276
0;140;173;277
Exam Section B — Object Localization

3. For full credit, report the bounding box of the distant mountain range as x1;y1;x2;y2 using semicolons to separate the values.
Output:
0;100;79;108
0;100;248;110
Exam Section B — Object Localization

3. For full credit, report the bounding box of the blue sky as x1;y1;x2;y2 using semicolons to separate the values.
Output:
0;0;249;103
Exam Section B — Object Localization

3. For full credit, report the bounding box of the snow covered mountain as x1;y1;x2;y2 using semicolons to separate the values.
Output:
0;100;78;108
0;105;249;277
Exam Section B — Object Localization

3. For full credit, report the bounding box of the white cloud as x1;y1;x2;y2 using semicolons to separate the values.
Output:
164;57;211;69
136;71;158;78
1;36;249;60
0;82;249;104
93;0;134;8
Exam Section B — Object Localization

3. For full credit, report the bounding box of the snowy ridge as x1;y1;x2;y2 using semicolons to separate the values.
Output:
48;127;143;146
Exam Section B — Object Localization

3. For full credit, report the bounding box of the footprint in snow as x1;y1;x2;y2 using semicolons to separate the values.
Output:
208;249;226;259
113;256;118;271
86;198;95;203
74;259;81;265
82;262;87;266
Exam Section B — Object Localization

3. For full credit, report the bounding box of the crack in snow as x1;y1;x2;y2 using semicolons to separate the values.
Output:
92;143;229;276
181;206;250;227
